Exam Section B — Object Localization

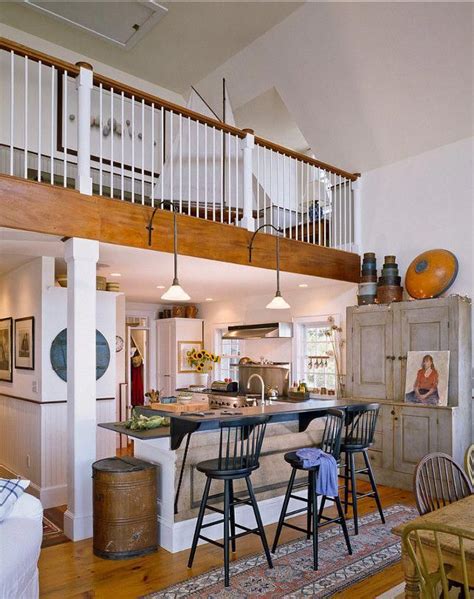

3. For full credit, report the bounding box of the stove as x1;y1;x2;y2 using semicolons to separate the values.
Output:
208;394;261;409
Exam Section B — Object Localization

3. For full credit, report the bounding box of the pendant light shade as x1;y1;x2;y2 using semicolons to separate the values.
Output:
161;281;191;302
266;291;290;310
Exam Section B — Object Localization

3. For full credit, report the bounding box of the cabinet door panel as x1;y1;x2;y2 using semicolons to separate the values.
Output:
393;407;438;475
351;309;393;399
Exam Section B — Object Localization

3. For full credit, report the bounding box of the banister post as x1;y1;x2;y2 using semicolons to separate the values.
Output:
351;175;362;254
75;62;93;195
240;128;255;231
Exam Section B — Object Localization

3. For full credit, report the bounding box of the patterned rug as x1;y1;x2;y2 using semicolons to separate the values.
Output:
42;514;69;548
144;504;417;599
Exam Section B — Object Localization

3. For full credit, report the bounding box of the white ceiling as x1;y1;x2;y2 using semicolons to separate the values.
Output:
0;229;353;304
1;1;302;94
197;2;474;171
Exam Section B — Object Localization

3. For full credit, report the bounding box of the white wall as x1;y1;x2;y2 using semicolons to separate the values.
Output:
360;137;473;301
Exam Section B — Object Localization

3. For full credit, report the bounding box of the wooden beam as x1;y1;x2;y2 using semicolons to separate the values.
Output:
0;175;360;283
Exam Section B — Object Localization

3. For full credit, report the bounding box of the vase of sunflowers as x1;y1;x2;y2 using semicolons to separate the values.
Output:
187;347;220;388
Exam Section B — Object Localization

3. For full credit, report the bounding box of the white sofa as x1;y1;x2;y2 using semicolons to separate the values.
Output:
0;493;43;599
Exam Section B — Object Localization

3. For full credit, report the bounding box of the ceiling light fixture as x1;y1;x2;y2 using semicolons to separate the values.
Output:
147;201;190;302
156;285;165;289
110;273;122;277
298;283;308;288
248;224;290;310
205;298;213;302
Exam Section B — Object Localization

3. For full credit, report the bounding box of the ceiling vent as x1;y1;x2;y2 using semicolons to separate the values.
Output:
23;1;168;50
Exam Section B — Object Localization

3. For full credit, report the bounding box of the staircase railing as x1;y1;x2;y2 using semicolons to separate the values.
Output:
0;37;360;252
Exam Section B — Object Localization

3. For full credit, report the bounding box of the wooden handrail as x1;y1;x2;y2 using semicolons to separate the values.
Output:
0;36;359;180
254;136;359;181
0;37;80;75
91;71;246;138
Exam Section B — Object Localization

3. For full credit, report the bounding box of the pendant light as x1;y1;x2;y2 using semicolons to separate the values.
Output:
248;224;290;310
146;201;190;302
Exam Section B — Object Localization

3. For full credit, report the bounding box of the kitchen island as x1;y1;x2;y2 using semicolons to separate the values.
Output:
100;398;363;552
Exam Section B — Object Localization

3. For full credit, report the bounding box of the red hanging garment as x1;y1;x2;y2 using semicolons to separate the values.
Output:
131;356;144;406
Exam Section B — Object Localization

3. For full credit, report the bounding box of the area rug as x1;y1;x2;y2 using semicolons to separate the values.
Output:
144;504;417;599
42;513;69;548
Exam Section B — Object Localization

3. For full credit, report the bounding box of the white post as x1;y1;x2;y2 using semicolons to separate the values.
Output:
63;237;99;541
240;129;255;231
351;175;362;254
75;62;93;195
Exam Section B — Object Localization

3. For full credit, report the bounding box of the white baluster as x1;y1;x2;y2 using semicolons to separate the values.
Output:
235;134;239;225
196;120;200;217
227;132;231;225
188;116;191;215
220;130;224;222
50;66;55;184
352;176;361;254
141;98;145;204
151;103;155;208
212;126;216;221
240;129;255;231
10;51;14;176
99;84;103;195
75;62;93;195
38;60;42;181
120;91;124;200
63;70;68;187
204;123;208;219
24;55;28;179
160;107;164;203
110;87;114;198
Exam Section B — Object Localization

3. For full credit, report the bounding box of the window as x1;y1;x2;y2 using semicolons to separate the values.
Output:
294;317;337;391
214;328;241;381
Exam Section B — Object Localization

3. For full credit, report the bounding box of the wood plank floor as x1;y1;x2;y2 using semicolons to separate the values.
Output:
39;482;415;599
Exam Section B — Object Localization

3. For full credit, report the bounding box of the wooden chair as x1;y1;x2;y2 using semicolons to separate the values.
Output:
402;521;474;598
465;444;474;486
414;452;473;516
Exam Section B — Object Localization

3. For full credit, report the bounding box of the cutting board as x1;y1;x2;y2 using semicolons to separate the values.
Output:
149;400;209;413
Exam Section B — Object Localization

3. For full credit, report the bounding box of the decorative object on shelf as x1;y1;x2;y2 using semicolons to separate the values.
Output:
172;305;186;318
115;335;124;353
163;309;172;319
358;253;377;305
324;316;345;397
306;355;329;369
106;282;120;292
14;317;34;370
50;328;110;381
0;317;13;382
146;200;191;302
96;276;107;291
405;249;458;299
185;304;198;319
248;223;290;309
377;255;403;304
404;351;450;407
177;341;203;373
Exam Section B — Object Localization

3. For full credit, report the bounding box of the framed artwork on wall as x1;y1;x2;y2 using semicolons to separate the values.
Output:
178;341;202;373
15;317;35;370
0;317;13;382
50;328;111;381
404;350;450;407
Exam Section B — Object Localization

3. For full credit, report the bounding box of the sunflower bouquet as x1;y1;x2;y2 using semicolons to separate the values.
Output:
186;348;220;373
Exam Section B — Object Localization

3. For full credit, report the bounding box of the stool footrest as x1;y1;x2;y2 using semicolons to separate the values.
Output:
289;494;309;503
280;521;309;535
199;535;224;549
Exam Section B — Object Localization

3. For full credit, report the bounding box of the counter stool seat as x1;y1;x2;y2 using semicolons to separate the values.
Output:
188;415;273;587
272;409;352;570
197;458;259;479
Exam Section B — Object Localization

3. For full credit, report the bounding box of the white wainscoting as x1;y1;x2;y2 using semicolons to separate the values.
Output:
0;395;117;508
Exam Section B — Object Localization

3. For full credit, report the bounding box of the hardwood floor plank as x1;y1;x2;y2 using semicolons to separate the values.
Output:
39;482;414;598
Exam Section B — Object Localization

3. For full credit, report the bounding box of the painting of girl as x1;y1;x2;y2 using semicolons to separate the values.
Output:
405;351;449;406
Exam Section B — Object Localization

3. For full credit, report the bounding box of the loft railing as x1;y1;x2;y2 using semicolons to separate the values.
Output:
0;37;359;252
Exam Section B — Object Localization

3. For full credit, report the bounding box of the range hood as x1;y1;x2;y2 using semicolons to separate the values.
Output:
222;323;293;340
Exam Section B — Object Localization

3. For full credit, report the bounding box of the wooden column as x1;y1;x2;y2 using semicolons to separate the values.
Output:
63;237;99;541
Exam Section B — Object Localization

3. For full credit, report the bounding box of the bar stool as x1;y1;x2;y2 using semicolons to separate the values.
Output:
188;415;273;587
340;403;385;535
272;409;352;570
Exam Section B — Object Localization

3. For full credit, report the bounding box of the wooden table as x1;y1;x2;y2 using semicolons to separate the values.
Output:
392;495;474;597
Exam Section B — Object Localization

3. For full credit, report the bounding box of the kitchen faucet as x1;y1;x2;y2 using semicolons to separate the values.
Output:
247;373;266;405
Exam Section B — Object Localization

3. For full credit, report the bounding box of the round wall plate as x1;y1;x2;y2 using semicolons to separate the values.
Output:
405;249;458;299
116;335;124;352
50;328;110;381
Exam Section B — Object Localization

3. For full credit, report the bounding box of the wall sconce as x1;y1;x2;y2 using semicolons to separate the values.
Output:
248;224;290;310
146;201;190;302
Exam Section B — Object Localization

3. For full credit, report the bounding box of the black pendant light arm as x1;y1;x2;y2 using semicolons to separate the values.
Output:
248;223;284;295
146;200;181;283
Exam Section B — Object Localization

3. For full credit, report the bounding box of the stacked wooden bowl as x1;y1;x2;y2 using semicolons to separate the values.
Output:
358;253;378;305
377;255;403;303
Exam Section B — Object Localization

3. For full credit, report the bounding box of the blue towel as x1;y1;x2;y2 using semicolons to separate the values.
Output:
295;448;338;497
